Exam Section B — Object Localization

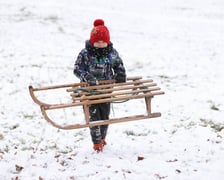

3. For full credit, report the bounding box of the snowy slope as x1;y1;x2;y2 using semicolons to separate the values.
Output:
0;0;224;179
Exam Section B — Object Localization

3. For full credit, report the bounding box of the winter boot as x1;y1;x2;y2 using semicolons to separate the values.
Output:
101;138;107;146
93;143;103;153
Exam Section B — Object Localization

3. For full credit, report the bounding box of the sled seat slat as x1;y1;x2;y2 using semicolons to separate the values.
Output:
70;82;159;98
43;90;163;110
66;79;153;92
71;87;162;101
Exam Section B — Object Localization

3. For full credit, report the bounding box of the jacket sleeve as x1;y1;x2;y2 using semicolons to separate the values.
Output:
112;49;126;82
73;50;89;81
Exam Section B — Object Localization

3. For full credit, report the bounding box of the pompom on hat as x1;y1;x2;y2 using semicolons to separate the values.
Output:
90;19;110;45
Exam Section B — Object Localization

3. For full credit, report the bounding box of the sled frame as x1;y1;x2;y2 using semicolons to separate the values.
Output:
29;76;164;130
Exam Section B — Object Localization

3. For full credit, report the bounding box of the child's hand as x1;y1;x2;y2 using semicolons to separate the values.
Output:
114;73;126;83
85;74;99;86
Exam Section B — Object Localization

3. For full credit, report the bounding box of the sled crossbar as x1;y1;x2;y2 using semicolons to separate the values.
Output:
29;76;164;130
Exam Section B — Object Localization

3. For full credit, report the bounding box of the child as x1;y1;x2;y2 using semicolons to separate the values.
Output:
73;19;126;152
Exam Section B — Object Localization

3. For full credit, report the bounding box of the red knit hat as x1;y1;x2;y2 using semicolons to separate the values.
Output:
90;19;110;45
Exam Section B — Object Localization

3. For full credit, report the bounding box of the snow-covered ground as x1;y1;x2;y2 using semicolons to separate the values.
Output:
1;0;224;179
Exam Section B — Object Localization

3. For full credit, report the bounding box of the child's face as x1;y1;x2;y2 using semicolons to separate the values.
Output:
93;41;108;48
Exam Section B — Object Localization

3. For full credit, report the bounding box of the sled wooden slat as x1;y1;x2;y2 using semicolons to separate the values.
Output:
66;79;153;92
43;92;161;110
71;87;161;101
29;76;164;130
40;107;161;130
29;82;86;91
70;83;158;98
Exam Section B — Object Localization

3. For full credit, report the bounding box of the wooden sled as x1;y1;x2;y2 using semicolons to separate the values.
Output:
29;76;164;130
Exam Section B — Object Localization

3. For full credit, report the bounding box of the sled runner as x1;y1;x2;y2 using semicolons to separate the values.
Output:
29;76;164;130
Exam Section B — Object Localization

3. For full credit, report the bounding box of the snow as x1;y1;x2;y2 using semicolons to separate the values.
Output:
1;0;224;179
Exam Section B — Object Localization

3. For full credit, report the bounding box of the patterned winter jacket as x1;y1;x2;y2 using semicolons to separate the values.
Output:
74;41;126;83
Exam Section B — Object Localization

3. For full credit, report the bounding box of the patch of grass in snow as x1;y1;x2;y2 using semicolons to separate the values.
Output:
158;75;170;79
48;143;57;150
124;130;148;136
58;148;73;154
0;133;4;140
171;129;178;134
22;114;36;120
19;7;33;17
208;100;220;111
19;112;38;120
210;104;220;111
31;64;42;68
19;138;26;145
200;119;224;132
73;131;85;137
21;146;34;151
9;124;19;130
44;15;60;23
124;130;135;136
4;145;10;153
